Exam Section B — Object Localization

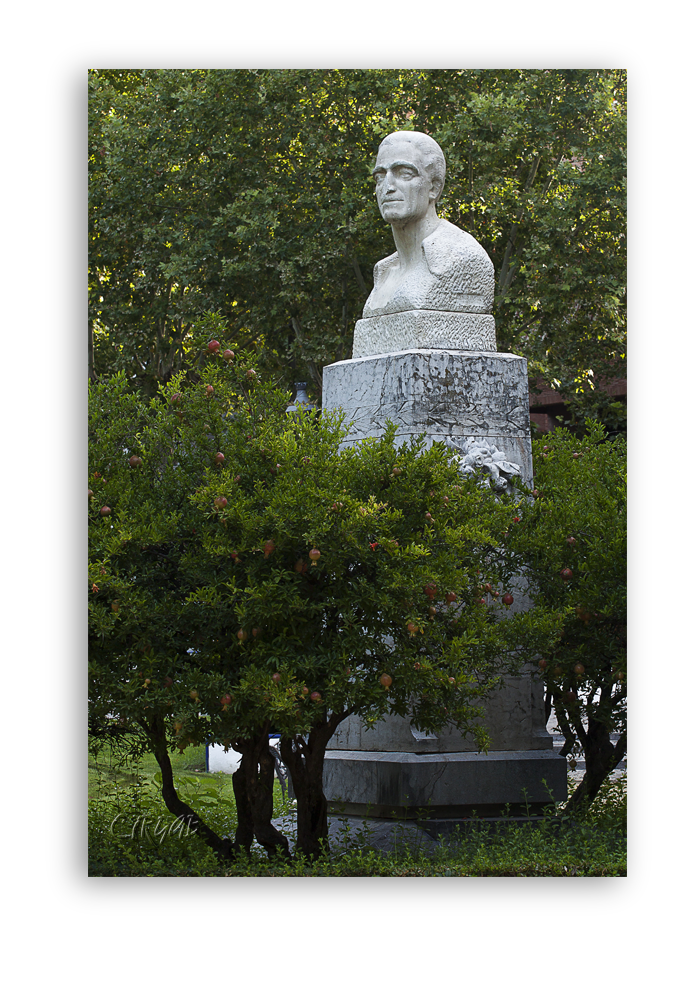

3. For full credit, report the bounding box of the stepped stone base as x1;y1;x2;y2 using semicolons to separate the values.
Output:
324;749;567;819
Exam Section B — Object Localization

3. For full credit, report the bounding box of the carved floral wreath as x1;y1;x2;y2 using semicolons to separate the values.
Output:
445;436;521;496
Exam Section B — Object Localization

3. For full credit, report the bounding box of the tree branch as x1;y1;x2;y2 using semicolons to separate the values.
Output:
144;717;233;862
539;150;564;201
351;258;368;298
552;698;577;756
291;316;322;393
498;151;543;297
88;319;95;383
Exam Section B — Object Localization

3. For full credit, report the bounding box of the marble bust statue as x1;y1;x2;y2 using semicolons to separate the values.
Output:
352;131;497;358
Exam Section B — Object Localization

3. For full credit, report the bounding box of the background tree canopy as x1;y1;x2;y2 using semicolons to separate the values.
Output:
89;68;626;425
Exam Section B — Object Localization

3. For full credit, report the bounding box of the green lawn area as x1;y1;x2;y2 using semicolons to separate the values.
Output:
90;742;213;799
88;744;626;877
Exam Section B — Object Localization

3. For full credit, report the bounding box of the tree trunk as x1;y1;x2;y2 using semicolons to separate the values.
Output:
233;734;292;860
280;713;347;860
351;257;368;298
147;722;233;863
231;764;254;855
88;319;95;383
563;721;626;814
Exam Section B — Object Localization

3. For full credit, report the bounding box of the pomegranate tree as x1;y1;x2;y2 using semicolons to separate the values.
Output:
89;356;562;863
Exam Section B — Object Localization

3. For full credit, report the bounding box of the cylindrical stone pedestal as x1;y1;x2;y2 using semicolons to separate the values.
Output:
320;348;566;817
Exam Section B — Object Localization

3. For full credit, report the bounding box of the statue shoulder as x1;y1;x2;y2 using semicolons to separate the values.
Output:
373;252;399;286
423;220;493;278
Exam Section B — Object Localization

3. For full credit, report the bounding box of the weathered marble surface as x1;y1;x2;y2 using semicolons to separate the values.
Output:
362;221;494;319
322;349;534;486
352;310;496;358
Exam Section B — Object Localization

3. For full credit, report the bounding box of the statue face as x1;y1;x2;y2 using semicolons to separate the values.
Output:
372;139;438;225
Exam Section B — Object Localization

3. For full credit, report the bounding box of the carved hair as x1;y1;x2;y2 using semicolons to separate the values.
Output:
378;130;446;197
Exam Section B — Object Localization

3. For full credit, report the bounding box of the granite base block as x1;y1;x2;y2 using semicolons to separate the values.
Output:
323;749;567;819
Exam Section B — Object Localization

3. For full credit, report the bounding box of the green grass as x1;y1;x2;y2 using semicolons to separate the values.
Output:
88;745;626;877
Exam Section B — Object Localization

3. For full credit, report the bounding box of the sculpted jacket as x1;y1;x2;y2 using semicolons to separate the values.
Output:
362;219;495;318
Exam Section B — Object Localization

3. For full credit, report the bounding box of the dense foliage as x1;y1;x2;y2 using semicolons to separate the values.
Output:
89;68;625;428
507;423;627;810
88;353;561;858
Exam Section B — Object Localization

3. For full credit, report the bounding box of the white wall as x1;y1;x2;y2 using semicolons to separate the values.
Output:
206;744;242;773
206;737;281;774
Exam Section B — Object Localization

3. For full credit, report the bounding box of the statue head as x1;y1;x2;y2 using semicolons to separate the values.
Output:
372;131;446;227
